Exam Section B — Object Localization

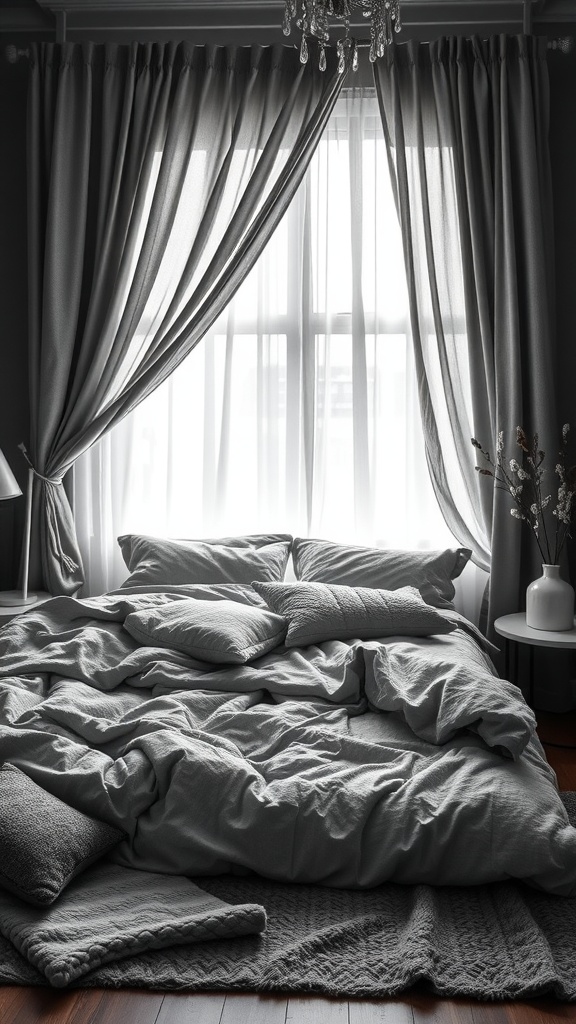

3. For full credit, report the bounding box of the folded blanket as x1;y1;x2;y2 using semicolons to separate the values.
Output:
0;862;266;987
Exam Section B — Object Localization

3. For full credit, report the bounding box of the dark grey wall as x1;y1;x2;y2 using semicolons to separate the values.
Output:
0;25;575;593
549;39;576;427
0;40;30;589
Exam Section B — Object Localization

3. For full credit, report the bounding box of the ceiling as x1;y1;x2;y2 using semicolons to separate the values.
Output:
1;0;575;43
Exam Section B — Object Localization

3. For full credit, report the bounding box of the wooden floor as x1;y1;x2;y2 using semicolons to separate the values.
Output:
3;710;576;1024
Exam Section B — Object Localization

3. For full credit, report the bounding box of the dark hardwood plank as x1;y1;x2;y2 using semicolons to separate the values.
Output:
286;995;348;1023
472;998;576;1023
349;996;414;1022
8;987;84;1024
0;986;33;1019
535;712;576;791
531;998;576;1022
503;999;576;1024
536;711;576;748
470;1003;513;1024
411;994;474;1023
221;992;288;1024
80;989;164;1024
544;746;576;792
67;990;108;1024
536;718;576;784
554;762;576;792
156;991;227;1024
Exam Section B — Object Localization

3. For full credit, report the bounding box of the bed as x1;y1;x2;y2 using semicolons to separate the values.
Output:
0;531;575;905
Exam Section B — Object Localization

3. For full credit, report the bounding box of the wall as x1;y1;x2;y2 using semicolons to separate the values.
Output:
0;20;575;596
549;38;576;428
548;35;576;618
0;41;30;589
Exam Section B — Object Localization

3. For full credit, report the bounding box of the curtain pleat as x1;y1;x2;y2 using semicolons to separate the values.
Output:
373;35;557;632
27;41;347;594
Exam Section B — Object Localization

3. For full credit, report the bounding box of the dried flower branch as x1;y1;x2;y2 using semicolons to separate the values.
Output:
471;425;576;565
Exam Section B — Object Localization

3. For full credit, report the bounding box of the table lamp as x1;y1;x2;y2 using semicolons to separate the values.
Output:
0;446;37;606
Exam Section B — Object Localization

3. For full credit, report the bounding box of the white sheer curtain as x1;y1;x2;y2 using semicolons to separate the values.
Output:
74;89;486;619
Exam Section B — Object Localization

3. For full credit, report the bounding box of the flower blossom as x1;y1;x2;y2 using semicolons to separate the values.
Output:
473;425;574;565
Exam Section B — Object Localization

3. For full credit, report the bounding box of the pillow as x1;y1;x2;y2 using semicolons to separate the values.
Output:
118;534;292;588
292;538;471;609
252;581;456;647
124;598;287;663
0;763;125;906
196;533;293;549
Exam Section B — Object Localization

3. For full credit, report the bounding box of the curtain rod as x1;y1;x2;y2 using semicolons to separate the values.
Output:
352;35;574;53
5;35;574;63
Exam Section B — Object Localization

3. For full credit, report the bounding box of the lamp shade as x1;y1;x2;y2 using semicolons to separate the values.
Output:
0;448;22;500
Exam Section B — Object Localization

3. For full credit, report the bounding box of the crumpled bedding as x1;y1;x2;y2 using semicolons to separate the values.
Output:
0;584;575;895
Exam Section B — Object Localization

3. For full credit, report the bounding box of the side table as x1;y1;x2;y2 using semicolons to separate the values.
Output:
0;592;52;625
494;612;576;748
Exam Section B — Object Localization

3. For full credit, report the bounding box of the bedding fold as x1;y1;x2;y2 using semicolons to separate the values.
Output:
362;640;535;760
0;586;574;896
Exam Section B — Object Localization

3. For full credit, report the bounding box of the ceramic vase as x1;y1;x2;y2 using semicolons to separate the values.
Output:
526;564;575;631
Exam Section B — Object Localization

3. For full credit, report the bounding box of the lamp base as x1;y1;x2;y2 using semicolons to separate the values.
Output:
0;591;38;607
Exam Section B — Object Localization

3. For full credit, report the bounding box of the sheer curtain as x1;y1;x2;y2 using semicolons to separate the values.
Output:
75;89;485;618
373;36;557;633
26;41;346;594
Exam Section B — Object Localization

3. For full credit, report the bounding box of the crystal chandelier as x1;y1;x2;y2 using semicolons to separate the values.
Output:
283;0;402;71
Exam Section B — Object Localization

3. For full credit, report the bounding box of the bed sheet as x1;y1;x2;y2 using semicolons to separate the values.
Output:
0;585;574;895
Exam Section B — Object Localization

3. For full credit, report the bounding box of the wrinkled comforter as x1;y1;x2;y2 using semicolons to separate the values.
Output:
0;584;575;895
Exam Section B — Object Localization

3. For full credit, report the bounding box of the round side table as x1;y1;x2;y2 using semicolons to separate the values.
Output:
0;592;52;625
494;612;576;748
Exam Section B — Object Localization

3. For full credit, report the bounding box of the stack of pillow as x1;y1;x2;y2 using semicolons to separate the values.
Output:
118;532;470;664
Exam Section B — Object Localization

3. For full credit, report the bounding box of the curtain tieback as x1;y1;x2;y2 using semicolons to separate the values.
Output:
18;443;79;573
18;443;63;485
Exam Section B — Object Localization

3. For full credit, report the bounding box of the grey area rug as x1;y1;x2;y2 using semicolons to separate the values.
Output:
1;793;576;1001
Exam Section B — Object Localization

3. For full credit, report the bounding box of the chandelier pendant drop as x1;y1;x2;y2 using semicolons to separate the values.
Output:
283;0;402;71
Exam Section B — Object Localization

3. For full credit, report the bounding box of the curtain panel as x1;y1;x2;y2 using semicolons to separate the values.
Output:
74;89;460;599
26;40;347;594
373;35;557;632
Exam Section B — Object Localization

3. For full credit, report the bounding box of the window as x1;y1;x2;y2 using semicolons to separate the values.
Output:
75;90;456;595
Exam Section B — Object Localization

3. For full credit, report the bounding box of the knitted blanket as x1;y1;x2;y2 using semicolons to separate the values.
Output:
0;796;574;999
0;863;265;987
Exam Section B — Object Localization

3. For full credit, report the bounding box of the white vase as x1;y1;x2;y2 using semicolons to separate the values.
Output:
526;564;575;631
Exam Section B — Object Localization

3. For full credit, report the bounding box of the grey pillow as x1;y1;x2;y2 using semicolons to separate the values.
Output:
292;538;471;609
195;533;293;549
252;581;456;647
124;598;287;664
118;534;292;588
0;764;125;907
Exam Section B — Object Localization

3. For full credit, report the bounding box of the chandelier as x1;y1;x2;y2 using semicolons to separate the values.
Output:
283;0;402;71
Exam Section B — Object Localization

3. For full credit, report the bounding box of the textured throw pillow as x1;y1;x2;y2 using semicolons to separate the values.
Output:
124;598;287;663
118;534;292;588
252;581;456;647
292;538;471;609
0;764;125;907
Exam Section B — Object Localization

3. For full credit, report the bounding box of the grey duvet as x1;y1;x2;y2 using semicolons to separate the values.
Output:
0;584;575;895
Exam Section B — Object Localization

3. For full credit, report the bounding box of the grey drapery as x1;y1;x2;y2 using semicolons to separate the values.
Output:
373;35;557;632
27;41;347;594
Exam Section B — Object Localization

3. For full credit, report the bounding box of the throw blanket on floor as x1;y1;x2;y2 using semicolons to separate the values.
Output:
0;794;576;999
0;862;266;987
